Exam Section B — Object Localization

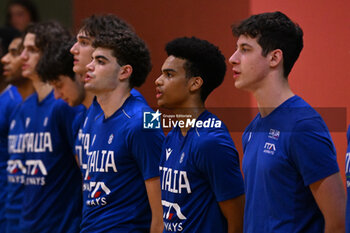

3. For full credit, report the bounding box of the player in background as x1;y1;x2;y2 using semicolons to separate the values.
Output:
229;11;345;232
80;27;164;232
18;21;81;233
155;37;245;233
1;34;35;232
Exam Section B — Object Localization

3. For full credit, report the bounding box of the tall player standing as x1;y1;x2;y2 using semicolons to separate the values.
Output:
1;34;34;232
229;11;345;232
155;37;245;233
18;21;82;233
80;25;164;232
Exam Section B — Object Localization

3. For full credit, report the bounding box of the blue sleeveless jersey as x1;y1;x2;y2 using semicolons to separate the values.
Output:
18;91;82;233
0;85;22;229
160;110;244;232
80;95;164;232
242;95;339;233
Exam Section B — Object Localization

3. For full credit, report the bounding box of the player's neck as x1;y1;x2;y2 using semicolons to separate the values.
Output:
32;80;53;102
173;100;205;136
96;86;131;119
253;77;294;117
0;80;7;94
15;79;35;100
82;90;95;109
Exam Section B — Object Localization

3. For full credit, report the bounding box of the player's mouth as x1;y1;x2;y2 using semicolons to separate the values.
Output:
85;73;94;83
232;69;241;79
73;58;79;64
155;88;163;99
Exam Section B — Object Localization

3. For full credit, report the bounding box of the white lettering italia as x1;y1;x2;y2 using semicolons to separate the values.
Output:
160;166;191;194
87;150;117;173
8;132;53;154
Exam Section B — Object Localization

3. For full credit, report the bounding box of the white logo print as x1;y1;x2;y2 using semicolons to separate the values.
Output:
25;160;48;175
108;134;114;144
166;148;173;160
10;120;16;130
162;200;187;220
179;152;185;163
43;117;48;127
268;129;280;140
25;117;31;128
263;142;276;155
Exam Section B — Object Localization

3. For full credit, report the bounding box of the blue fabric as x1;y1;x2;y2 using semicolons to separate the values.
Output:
0;85;22;230
242;95;339;233
160;110;244;232
18;91;82;233
345;125;350;233
80;95;164;233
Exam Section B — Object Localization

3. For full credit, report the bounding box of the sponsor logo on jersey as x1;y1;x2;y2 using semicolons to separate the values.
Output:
86;181;111;206
143;110;161;129
263;142;276;155
162;200;185;231
7;159;26;184
25;159;47;186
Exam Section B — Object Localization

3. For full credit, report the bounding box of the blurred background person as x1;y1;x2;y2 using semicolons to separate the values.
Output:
5;0;39;32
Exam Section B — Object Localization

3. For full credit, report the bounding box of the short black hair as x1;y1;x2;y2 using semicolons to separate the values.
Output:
5;0;39;27
25;21;72;81
79;14;133;38
38;38;75;82
232;11;303;78
93;30;152;88
165;36;226;102
0;26;21;56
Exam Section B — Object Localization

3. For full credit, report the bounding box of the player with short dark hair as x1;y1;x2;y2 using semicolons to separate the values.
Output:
229;11;345;232
155;36;245;232
80;23;164;233
17;21;81;233
1;34;34;233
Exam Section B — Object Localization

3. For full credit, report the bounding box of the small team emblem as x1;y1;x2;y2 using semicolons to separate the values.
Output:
108;134;114;144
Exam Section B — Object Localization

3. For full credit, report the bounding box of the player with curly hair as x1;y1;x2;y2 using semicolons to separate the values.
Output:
155;36;245;232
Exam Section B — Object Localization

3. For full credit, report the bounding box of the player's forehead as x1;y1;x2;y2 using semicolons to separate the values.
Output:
77;30;93;40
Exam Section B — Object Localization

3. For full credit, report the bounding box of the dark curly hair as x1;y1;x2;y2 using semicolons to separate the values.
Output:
93;30;152;88
5;0;39;27
37;38;75;82
24;21;72;80
79;14;133;38
232;11;303;78
165;36;226;102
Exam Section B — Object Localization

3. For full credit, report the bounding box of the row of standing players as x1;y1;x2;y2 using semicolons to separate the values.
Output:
0;11;350;233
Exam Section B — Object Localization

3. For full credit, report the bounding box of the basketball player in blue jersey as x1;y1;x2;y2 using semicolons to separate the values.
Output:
155;37;245;233
1;35;34;233
346;125;350;233
17;21;81;233
79;28;164;232
229;11;345;232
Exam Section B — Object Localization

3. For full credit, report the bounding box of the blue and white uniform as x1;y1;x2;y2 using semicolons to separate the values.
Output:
160;110;244;232
242;95;339;233
19;91;82;233
80;94;164;232
0;85;22;229
345;125;350;233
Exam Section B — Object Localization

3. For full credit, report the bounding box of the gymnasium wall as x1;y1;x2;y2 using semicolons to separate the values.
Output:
73;0;350;182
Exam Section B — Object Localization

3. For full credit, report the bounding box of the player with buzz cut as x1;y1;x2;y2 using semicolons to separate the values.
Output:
1;32;35;232
80;24;164;232
229;11;345;232
18;21;82;233
155;37;245;233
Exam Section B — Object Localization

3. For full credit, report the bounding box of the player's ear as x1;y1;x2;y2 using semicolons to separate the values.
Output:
269;49;283;68
119;64;133;81
189;76;203;92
